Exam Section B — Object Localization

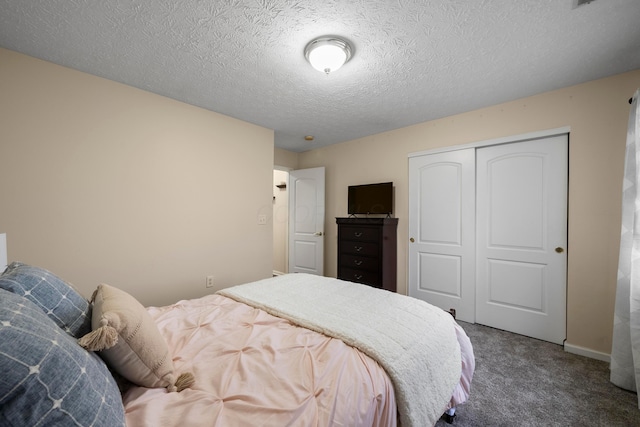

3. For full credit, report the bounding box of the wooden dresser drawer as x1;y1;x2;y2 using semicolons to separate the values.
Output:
339;253;380;272
339;226;379;242
339;241;379;257
338;267;382;288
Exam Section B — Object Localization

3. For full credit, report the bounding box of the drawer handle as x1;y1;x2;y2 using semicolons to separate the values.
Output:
354;260;363;266
354;246;363;252
354;274;363;280
354;232;363;237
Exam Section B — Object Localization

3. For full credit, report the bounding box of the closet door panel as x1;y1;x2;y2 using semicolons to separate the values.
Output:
409;149;476;322
419;163;463;244
476;135;567;345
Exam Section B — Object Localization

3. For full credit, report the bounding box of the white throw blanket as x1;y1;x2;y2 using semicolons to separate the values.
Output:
218;274;461;427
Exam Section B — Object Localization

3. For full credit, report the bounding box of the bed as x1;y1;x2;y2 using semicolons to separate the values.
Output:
0;263;474;427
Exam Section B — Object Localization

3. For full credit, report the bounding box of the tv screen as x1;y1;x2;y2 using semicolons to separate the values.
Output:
348;182;393;215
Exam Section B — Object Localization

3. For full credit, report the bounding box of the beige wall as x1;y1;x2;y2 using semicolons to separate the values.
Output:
299;69;640;355
2;45;637;356
274;147;299;170
0;48;275;306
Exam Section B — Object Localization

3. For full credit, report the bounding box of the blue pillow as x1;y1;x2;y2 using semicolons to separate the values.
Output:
0;262;92;338
0;288;125;426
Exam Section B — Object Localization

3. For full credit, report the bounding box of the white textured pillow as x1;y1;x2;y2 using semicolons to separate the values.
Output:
78;284;193;392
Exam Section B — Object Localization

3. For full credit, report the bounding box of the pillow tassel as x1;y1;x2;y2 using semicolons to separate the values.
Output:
77;319;119;351
175;372;195;392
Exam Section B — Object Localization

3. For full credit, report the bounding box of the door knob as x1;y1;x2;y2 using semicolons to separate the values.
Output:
555;247;564;253
410;237;415;243
314;231;323;236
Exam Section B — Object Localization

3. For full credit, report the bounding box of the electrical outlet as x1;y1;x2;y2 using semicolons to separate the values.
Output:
258;214;268;225
206;276;214;288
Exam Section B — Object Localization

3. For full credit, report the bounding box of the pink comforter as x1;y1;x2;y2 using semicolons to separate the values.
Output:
123;294;398;427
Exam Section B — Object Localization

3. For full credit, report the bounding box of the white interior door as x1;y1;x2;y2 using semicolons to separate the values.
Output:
408;149;476;322
288;167;325;275
476;135;568;344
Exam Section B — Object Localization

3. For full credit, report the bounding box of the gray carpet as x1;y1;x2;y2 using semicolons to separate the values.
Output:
434;322;640;427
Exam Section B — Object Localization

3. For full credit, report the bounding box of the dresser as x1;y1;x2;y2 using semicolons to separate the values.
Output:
336;217;398;292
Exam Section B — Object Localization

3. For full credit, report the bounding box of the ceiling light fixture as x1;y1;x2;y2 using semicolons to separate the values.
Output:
304;37;353;75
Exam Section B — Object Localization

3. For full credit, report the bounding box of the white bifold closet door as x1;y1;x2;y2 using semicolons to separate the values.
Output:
409;133;568;344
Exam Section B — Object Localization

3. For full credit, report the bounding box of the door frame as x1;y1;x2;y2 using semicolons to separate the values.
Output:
408;127;571;158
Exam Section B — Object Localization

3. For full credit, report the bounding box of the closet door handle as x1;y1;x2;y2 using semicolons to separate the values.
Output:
555;247;564;253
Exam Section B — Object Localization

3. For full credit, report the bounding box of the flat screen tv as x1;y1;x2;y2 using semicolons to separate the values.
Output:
348;182;393;215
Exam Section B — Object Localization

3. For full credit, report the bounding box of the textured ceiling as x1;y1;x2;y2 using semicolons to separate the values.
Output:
1;0;639;152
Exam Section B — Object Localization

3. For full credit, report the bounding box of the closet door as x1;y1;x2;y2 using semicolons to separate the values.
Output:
475;135;568;344
408;149;476;322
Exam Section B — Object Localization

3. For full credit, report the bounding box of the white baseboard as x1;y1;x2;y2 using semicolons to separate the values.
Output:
272;270;286;276
564;342;610;363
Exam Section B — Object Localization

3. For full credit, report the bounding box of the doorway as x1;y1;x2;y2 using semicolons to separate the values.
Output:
273;168;290;276
408;129;568;344
272;166;326;276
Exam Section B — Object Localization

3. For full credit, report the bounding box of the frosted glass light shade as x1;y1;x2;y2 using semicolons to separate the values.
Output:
304;37;352;74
